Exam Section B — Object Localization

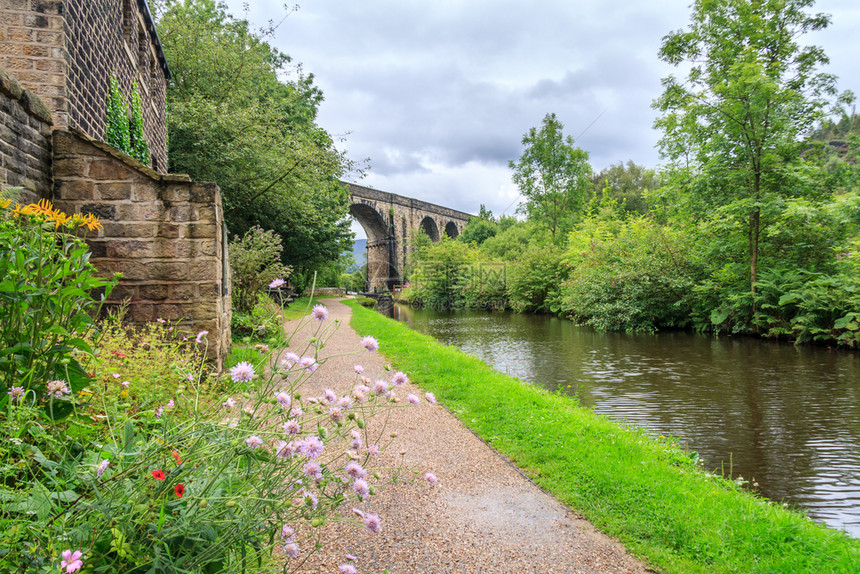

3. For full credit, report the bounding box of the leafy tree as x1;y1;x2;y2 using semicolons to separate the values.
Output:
590;160;658;214
509;113;592;239
653;0;848;306
154;0;356;274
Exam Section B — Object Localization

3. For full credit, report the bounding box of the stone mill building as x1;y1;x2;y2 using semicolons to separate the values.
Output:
0;0;231;367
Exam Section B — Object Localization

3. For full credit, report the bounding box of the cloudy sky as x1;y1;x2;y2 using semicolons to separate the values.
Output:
224;0;860;236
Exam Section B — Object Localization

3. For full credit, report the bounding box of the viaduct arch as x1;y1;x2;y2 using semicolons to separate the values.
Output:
345;182;472;291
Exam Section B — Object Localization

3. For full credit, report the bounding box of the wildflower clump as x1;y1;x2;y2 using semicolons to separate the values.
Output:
1;294;435;572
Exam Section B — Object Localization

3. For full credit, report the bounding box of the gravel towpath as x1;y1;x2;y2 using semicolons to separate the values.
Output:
291;299;654;574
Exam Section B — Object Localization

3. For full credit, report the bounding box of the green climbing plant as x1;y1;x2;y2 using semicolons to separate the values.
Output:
105;74;130;154
129;80;150;165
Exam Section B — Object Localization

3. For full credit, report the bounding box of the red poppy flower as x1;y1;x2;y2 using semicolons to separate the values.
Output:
175;483;185;498
151;470;166;481
171;450;183;465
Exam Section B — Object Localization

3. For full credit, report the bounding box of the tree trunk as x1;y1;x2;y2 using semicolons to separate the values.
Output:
749;206;760;314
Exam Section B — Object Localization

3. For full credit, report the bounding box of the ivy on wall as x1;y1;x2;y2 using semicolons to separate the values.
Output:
129;81;150;165
104;74;150;166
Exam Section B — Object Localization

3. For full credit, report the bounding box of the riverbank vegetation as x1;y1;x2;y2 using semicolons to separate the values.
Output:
346;300;860;573
402;0;860;347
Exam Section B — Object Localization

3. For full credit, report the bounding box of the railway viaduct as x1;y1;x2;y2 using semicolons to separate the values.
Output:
346;182;472;291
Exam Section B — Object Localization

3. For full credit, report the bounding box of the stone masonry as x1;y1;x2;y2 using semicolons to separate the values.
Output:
346;183;472;290
0;0;169;171
51;128;231;368
0;66;52;203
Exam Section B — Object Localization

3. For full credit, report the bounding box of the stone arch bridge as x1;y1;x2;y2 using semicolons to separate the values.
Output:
345;183;472;291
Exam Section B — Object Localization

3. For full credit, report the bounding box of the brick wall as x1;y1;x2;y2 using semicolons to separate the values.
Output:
0;66;52;202
0;1;169;172
52;128;231;368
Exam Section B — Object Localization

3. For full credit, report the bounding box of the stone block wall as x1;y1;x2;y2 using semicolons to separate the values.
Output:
52;128;231;368
0;1;169;171
0;65;52;202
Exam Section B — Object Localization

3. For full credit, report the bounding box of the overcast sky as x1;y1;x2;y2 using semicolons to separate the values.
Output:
223;0;860;237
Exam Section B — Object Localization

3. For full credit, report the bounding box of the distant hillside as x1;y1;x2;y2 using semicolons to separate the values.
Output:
346;239;367;273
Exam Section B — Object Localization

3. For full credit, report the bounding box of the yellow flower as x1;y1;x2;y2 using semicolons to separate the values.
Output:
0;199;11;209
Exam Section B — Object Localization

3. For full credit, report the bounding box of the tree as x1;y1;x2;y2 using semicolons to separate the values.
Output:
509;113;592;239
590;161;659;214
154;0;356;274
653;0;847;306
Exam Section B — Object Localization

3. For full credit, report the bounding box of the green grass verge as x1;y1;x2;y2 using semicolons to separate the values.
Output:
344;300;860;573
282;296;327;321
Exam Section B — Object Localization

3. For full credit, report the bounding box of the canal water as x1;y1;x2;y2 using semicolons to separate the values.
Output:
389;304;860;537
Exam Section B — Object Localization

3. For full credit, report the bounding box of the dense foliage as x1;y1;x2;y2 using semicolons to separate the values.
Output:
403;0;860;348
153;0;356;280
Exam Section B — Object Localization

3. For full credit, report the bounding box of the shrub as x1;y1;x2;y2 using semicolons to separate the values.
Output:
561;218;704;332
229;226;292;314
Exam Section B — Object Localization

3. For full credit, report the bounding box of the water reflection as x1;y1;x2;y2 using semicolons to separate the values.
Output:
391;304;860;536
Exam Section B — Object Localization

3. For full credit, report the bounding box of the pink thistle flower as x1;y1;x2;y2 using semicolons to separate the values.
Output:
424;472;438;485
373;380;388;395
274;391;291;408
353;365;364;374
323;388;337;403
361;336;379;352
352;478;370;498
112;373;120;379
283;420;300;435
155;406;163;419
345;461;366;479
289;406;303;418
304;461;323;480
269;278;286;289
363;513;381;533
311;304;329;321
284;542;300;558
284;352;300;366
277;440;296;459
303;491;319;508
406;394;420;405
299;356;318;372
329;407;343;423
166;399;174;408
281;524;295;541
245;435;263;449
339;565;358;574
230;361;255;383
8;386;24;401
121;381;130;388
338;395;354;409
96;459;110;478
425;392;437;404
392;371;409;385
60;549;83;573
46;380;70;398
367;445;380;456
195;330;209;344
350;430;362;450
298;436;325;459
222;397;236;408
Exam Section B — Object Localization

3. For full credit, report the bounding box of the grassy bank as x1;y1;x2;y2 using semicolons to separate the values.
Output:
344;300;860;573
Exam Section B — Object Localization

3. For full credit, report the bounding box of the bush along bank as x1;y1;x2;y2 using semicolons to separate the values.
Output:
344;300;860;574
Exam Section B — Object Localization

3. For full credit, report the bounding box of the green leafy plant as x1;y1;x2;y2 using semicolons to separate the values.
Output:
0;196;114;411
229;226;292;314
129;80;150;165
105;74;131;154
